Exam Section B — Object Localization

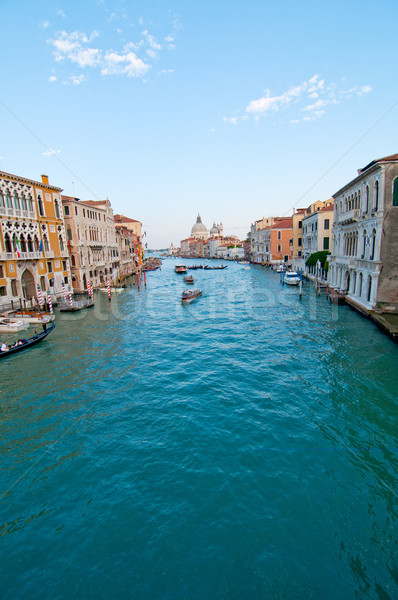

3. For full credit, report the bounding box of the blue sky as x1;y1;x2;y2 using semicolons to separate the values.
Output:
1;0;397;247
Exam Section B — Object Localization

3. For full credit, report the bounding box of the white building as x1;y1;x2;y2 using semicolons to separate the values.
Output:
328;153;398;312
250;217;275;263
302;200;334;261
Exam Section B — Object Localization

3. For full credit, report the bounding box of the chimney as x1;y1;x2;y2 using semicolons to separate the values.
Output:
41;174;49;185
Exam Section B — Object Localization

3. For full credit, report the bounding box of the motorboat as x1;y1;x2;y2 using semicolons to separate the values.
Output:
175;265;187;273
283;271;301;285
276;265;286;273
237;261;250;265
2;310;54;324
98;287;124;293
0;317;29;332
184;275;194;284
181;289;202;303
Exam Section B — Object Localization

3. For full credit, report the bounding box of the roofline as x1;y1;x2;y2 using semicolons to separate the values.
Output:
1;170;63;192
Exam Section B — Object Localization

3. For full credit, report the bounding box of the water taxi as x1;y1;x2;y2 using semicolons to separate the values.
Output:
184;275;194;284
181;289;202;303
0;317;29;332
175;265;187;273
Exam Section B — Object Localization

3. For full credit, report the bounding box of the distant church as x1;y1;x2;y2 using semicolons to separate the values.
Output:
190;214;223;240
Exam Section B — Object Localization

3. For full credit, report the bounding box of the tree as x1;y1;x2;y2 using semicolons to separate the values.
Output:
305;250;330;271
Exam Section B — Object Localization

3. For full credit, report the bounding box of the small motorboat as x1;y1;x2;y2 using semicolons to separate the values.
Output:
0;317;29;332
175;265;187;273
283;271;301;285
181;289;202;303
3;310;54;324
98;287;124;293
184;275;194;284
276;265;286;273
237;261;250;265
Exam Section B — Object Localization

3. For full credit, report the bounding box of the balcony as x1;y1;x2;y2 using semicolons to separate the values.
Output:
337;209;360;225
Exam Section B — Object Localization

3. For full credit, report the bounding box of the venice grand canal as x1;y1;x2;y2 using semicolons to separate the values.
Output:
1;260;397;600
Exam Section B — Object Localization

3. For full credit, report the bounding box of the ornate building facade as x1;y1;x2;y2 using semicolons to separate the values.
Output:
0;171;70;309
328;154;398;312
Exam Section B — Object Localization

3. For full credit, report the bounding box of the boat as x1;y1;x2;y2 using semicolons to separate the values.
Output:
203;265;227;270
175;265;187;273
181;289;202;303
0;322;55;358
283;271;301;285
0;317;29;332
184;275;194;284
276;265;286;273
2;309;54;324
237;261;250;265
98;287;124;293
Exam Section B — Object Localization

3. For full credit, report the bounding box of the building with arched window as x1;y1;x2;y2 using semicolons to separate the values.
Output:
0;171;70;309
328;153;398;313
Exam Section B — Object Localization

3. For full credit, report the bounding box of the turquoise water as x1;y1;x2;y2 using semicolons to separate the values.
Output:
1;260;397;600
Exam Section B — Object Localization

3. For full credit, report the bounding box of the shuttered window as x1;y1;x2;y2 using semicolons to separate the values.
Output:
393;178;398;207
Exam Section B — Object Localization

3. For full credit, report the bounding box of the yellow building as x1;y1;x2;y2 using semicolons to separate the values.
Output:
0;171;70;309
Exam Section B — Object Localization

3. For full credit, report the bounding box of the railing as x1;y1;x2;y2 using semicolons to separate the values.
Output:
337;209;360;224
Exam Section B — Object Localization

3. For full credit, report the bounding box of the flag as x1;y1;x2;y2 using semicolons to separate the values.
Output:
39;239;43;252
15;238;21;258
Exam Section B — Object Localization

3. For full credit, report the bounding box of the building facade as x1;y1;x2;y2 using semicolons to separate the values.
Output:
302;200;334;261
328;154;398;312
0;171;70;309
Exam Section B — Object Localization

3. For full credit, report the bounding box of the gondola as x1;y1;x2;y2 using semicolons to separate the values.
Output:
0;322;55;358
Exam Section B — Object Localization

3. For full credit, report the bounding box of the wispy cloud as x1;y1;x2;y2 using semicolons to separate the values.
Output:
223;75;372;125
43;148;61;157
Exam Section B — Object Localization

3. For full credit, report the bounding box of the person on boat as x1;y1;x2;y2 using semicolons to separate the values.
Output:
1;342;8;351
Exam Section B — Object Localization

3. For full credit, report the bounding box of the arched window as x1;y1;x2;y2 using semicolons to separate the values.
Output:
37;195;44;217
5;190;12;209
393;177;398;207
362;230;367;259
54;199;60;219
4;233;12;253
28;194;33;212
14;193;20;211
366;186;369;212
59;235;64;251
20;235;27;253
358;273;363;298
67;227;72;241
370;229;376;260
43;234;49;252
21;193;27;211
27;235;33;252
367;276;372;302
374;181;379;211
0;191;4;208
71;255;76;267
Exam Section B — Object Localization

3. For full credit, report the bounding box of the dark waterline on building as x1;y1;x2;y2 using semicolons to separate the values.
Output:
1;260;397;599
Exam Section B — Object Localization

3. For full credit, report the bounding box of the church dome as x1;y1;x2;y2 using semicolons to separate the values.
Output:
210;222;219;236
191;214;208;239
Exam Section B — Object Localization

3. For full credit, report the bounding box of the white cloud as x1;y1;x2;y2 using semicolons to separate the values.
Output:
223;116;238;125
48;26;175;81
41;20;51;28
226;74;373;125
48;75;57;82
57;9;66;18
43;148;61;156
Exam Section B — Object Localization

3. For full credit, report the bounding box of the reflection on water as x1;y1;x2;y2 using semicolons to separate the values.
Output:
0;260;397;599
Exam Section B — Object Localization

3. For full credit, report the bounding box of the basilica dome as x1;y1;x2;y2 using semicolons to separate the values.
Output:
191;214;208;239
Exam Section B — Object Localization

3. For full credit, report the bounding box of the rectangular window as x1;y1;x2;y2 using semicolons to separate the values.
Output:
75;206;78;215
62;260;67;270
324;219;330;230
277;244;281;252
0;286;6;296
0;265;3;277
298;221;302;229
47;261;53;273
64;205;70;215
298;237;302;247
393;178;398;207
323;237;330;250
298;251;302;257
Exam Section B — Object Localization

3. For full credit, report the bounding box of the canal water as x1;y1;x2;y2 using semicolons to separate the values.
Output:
1;260;397;600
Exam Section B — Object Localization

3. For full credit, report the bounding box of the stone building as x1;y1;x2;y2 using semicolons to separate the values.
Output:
302;200;334;261
62;196;119;291
0;171;70;309
328;153;398;312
